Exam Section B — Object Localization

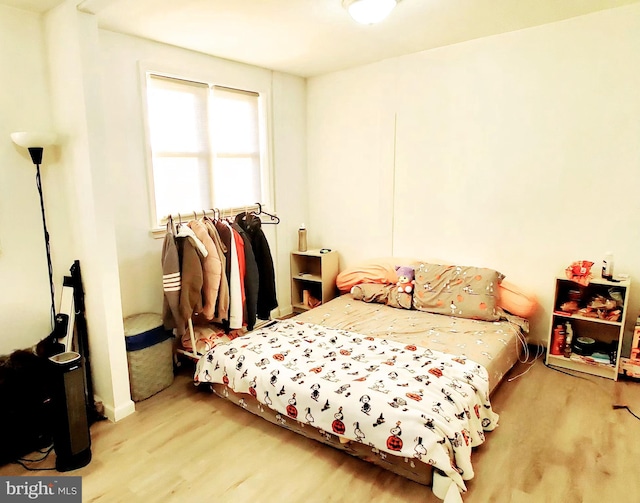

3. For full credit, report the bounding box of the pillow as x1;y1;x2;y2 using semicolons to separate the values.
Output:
336;262;398;292
498;281;538;318
350;283;412;310
335;257;422;292
412;263;504;321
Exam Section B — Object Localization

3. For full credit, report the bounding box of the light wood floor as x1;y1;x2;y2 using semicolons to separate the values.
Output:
2;356;639;503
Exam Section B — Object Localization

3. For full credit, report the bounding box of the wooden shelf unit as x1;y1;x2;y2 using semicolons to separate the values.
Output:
290;249;339;313
545;276;630;381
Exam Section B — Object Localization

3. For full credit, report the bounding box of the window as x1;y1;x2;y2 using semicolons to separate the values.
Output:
144;73;269;230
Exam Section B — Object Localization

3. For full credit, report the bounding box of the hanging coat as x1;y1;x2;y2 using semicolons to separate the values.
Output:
215;221;232;284
204;218;230;323
223;221;243;329
161;227;184;335
238;213;278;319
189;220;222;320
176;226;206;323
232;221;259;331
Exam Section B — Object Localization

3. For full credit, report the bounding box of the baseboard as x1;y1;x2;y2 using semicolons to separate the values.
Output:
95;395;135;422
278;306;294;318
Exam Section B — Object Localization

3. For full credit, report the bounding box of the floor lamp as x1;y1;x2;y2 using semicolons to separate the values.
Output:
12;133;93;472
11;131;59;329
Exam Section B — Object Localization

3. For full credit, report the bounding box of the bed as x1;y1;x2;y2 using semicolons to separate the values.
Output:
193;260;535;502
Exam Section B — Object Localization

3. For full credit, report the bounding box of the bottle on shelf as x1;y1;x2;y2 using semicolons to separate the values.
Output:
602;252;614;280
564;322;573;358
550;324;566;356
298;224;308;252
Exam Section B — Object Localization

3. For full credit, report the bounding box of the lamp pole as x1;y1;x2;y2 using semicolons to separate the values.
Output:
11;132;59;330
34;156;56;325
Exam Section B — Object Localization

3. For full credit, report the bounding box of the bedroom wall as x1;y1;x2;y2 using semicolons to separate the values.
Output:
0;5;60;353
98;31;307;320
0;0;305;421
307;3;640;348
43;0;134;421
0;2;135;420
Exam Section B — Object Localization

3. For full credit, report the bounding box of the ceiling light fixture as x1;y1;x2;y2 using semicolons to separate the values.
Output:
343;0;398;25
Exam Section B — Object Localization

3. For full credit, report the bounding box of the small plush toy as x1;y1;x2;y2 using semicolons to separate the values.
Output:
395;266;415;294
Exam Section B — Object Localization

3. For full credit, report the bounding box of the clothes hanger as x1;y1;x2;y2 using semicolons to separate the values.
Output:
255;202;280;224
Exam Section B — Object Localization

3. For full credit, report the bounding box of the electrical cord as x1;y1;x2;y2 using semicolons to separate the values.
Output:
507;346;544;382
505;319;545;382
612;404;640;420
12;445;56;471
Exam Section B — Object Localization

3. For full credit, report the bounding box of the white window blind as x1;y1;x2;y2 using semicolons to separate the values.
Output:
211;86;262;209
145;74;266;228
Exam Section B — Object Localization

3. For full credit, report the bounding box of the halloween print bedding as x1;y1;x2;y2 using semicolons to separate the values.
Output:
194;319;499;496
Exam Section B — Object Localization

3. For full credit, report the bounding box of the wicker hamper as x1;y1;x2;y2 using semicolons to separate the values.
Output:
123;313;174;402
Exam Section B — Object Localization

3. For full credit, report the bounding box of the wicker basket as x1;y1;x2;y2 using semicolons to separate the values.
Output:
124;313;174;402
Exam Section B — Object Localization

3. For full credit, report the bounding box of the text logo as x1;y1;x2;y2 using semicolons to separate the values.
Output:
1;477;81;502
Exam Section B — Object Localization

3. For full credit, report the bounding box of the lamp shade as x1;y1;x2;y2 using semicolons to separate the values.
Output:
343;0;397;24
11;131;58;148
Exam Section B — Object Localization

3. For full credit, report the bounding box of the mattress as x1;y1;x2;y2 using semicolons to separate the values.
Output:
295;293;527;394
195;295;528;500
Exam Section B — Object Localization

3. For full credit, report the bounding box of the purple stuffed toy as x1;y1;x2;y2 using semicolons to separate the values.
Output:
395;266;415;294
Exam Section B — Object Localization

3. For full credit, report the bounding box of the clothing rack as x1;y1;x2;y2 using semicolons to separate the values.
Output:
165;203;279;361
166;203;279;231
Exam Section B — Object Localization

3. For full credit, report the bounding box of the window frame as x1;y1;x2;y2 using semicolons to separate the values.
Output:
138;60;274;237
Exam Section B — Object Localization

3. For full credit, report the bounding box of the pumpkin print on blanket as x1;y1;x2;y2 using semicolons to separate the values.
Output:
332;407;346;435
386;422;403;451
286;394;298;418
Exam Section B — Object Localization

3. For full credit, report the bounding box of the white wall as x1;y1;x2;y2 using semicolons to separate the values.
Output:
271;71;308;312
0;2;305;420
0;2;136;421
98;31;307;320
307;3;640;347
4;0;637;408
0;5;58;353
307;61;398;262
43;0;135;422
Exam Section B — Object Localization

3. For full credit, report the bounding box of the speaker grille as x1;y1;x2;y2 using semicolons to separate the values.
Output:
63;367;90;455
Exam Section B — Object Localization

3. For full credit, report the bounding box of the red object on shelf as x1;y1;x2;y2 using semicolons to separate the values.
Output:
565;260;594;286
550;325;565;355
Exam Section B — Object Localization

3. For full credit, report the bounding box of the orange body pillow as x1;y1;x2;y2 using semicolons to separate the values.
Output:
336;263;398;292
498;281;538;318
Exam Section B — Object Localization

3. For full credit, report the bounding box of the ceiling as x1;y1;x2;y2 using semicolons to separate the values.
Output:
4;0;640;77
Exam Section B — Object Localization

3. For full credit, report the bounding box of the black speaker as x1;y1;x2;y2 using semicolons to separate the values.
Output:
48;351;92;472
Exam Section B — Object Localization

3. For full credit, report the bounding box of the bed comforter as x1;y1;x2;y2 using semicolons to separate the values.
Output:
195;319;499;500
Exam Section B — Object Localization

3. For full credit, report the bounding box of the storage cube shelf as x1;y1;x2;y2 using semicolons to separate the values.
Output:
290;250;339;313
545;276;630;381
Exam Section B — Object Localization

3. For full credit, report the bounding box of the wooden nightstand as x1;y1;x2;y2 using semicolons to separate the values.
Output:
290;250;339;313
